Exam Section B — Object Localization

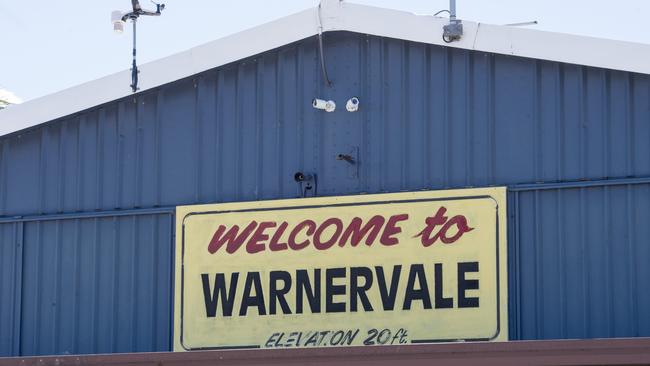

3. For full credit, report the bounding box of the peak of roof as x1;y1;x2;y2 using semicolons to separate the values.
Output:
2;1;649;137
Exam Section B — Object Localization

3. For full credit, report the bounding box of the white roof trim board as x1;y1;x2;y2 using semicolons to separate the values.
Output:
2;0;650;136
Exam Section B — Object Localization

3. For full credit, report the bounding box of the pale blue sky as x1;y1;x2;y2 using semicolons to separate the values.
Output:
1;0;649;102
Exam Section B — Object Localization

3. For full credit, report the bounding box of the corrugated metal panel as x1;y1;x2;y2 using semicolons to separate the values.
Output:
13;214;173;356
1;31;650;355
0;223;21;357
509;180;650;340
1;32;649;216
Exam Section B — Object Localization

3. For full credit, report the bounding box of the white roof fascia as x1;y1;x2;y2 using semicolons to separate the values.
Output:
330;2;650;74
0;7;319;136
2;1;650;136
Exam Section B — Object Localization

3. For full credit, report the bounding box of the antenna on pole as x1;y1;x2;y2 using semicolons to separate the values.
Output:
504;21;539;27
111;0;166;93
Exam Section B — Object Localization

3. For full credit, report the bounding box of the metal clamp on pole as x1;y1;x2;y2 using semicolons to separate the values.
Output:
442;0;463;43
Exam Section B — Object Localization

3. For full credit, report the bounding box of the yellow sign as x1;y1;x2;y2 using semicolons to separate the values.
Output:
174;188;508;351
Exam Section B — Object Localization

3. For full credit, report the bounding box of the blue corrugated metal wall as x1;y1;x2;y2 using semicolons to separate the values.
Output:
0;213;173;357
1;31;649;356
508;179;650;340
0;223;21;356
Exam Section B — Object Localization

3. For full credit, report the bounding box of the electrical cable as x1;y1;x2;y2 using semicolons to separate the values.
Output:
317;3;333;87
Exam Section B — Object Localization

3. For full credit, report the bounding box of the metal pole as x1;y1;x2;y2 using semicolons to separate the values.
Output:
449;0;456;21
131;18;139;92
132;18;137;59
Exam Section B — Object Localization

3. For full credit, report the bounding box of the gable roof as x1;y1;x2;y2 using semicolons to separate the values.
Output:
2;0;649;137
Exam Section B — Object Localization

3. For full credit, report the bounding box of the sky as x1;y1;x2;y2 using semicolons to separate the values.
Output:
1;0;649;103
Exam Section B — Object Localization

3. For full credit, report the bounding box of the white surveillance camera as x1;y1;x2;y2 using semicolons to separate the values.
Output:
346;97;360;112
312;98;336;112
111;11;125;33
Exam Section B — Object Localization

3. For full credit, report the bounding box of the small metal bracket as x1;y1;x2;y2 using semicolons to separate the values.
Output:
443;20;463;43
336;147;359;179
336;154;355;164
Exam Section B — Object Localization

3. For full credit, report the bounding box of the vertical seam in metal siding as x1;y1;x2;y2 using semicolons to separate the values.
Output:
380;38;387;191
12;222;24;356
150;216;158;350
557;188;567;338
626;184;638;335
557;64;566;181
514;192;521;340
193;79;200;204
465;51;473;186
167;213;175;351
507;190;520;340
357;36;366;190
276;55;284;197
424;45;432;187
135;99;143;208
533;61;541;181
96;110;104;210
128;105;136;209
32;222;41;354
579;187;589;337
154;93;163;206
401;41;408;190
627;74;635;175
53;221;61;353
79;117;87;210
215;71;223;201
130;216;137;351
488;55;495;184
553;64;561;180
110;217;118;352
308;45;324;194
579;68;587;179
71;219;80;354
0;141;6;215
605;71;612;175
116;104;124;209
235;67;242;200
255;58;263;200
75;118;82;211
444;47;451;187
533;190;542;339
58;123;65;213
604;186;613;335
296;46;304;195
91;218;99;352
647;76;650;172
38;129;46;214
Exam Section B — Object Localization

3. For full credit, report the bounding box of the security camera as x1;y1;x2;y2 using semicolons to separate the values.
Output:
312;98;336;112
294;172;313;182
346;97;360;112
